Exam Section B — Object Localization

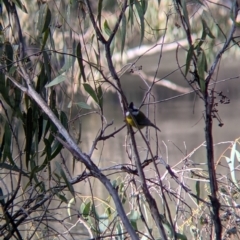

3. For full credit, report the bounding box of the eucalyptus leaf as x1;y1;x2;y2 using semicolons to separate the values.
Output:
45;75;66;88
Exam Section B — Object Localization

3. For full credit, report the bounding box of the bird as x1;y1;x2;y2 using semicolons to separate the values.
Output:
125;102;161;131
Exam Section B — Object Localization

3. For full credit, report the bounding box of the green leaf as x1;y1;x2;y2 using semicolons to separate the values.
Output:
4;41;13;71
36;64;48;95
196;181;200;205
76;42;86;82
97;85;103;109
110;36;115;55
129;210;140;230
97;0;103;30
80;201;92;218
0;162;28;177
197;50;207;92
56;162;75;199
43;138;52;162
176;232;188;240
83;83;98;104
195;19;207;52
128;0;134;28
42;51;51;82
181;0;191;31
202;17;215;39
41;27;50;50
56;193;68;204
37;4;47;34
121;14;126;56
25;108;33;169
0;187;5;205
60;111;68;131
141;0;148;15
12;0;27;13
38;4;51;34
45;75;66;88
104;20;112;36
135;0;145;46
185;44;194;76
0;73;13;108
76;102;92;109
38;115;43;143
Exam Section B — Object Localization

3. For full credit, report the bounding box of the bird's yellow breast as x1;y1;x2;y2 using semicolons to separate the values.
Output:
125;115;144;129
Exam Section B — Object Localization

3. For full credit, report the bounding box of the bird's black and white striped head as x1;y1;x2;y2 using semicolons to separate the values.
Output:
126;102;139;117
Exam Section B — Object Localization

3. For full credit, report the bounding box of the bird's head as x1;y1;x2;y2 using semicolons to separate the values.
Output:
126;102;139;117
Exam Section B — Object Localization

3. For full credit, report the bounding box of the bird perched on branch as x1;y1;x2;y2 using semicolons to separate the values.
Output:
125;102;161;131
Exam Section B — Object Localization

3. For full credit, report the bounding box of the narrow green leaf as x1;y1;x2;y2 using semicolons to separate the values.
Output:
97;85;103;109
135;0;145;46
25;108;33;169
83;83;98;104
41;27;50;50
60;111;68;131
181;0;191;31
76;42;86;82
97;0;103;30
110;36;115;55
0;163;28;177
128;0;134;27
56;193;68;204
45;75;66;88
76;102;92;109
195;19;207;52
197;50;206;92
56;162;75;199
37;4;48;35
196;181;200;205
0;187;8;205
38;115;43;142
4;41;13;71
12;0;27;13
141;0;148;15
103;20;112;36
50;139;63;160
36;64;48;95
43;138;52;162
0;73;13;108
185;44;194;76
42;51;51;82
202;17;215;39
43;6;51;33
121;14;126;56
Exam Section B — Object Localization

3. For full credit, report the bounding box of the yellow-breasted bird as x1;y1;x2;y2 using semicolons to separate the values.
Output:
125;102;161;131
